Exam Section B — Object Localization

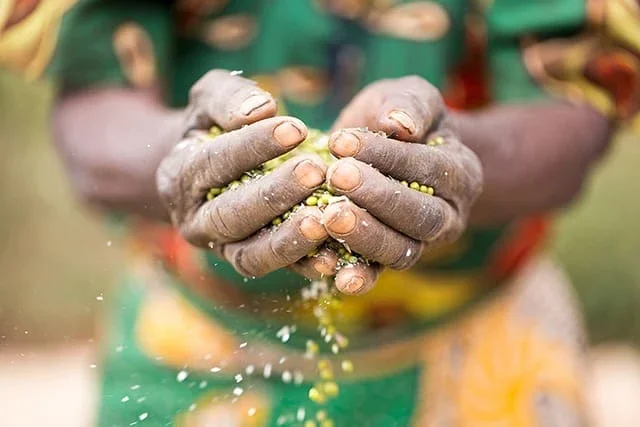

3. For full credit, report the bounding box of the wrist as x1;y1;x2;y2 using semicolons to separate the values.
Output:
451;110;511;226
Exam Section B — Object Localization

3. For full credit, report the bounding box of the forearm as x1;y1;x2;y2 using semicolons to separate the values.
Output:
455;102;613;225
53;88;184;221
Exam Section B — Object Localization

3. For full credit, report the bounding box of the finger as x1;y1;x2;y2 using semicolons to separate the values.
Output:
330;87;382;133
222;207;328;278
185;155;326;245
327;158;462;243
375;76;445;142
335;262;382;295
289;247;339;279
328;128;479;207
201;116;308;189
158;116;307;203
323;201;423;269
185;69;277;133
330;76;445;142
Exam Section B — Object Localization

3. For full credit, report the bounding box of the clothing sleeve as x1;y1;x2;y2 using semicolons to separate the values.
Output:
479;0;586;103
482;0;640;127
0;0;174;92
0;0;77;81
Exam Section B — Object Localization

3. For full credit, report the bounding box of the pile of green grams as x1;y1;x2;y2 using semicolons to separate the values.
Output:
205;127;434;267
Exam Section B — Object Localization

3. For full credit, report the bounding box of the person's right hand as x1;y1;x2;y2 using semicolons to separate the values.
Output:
157;70;336;279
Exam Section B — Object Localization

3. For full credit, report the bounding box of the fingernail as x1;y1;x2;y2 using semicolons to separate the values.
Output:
329;161;361;192
300;216;328;240
293;160;325;188
329;131;361;157
313;256;337;276
324;203;357;234
337;275;366;295
388;110;416;135
274;121;305;147
240;94;271;116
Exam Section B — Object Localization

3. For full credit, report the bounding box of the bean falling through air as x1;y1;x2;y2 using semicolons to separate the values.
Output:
203;125;437;424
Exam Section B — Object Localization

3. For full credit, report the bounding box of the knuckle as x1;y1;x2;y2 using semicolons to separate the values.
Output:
294;205;320;220
260;172;303;212
390;242;422;270
371;233;395;262
189;71;213;102
402;75;424;85
364;79;389;94
228;79;267;102
155;159;179;202
269;234;296;264
356;129;377;144
401;75;434;93
189;70;242;124
179;223;199;246
157;141;206;200
464;149;484;194
203;144;228;186
422;150;456;188
237;258;261;277
183;104;204;133
192;69;228;94
179;218;207;247
207;202;238;242
156;169;184;218
449;147;484;207
257;183;289;216
466;168;484;202
417;202;447;242
182;203;231;247
442;216;465;244
297;152;324;165
379;184;403;217
230;249;260;278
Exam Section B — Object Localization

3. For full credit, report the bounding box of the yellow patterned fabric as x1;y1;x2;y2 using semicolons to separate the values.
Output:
0;0;77;80
524;0;640;128
100;256;586;426
3;1;621;425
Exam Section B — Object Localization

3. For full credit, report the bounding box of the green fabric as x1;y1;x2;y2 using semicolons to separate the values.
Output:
482;0;585;103
171;265;500;352
489;42;548;102
47;0;173;91
202;252;308;294
45;0;589;291
47;1;594;425
99;278;420;426
412;227;507;272
256;0;336;70
98;278;237;426
485;0;586;38
360;0;467;87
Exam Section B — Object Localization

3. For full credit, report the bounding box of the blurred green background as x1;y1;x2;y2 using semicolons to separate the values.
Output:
0;69;638;347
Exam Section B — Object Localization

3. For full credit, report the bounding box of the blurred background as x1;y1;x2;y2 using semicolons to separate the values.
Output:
1;67;640;425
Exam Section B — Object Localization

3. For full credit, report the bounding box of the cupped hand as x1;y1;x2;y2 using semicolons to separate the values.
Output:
325;76;484;294
156;70;333;279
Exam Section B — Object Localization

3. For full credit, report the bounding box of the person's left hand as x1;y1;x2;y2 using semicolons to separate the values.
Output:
324;76;483;294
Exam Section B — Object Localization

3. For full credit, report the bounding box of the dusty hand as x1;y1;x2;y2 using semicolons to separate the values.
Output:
325;76;483;294
156;70;331;278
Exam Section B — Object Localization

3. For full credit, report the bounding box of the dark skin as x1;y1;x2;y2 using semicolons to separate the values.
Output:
53;88;182;221
53;71;612;294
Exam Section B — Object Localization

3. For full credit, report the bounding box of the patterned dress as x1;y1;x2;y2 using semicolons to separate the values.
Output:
2;1;640;426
